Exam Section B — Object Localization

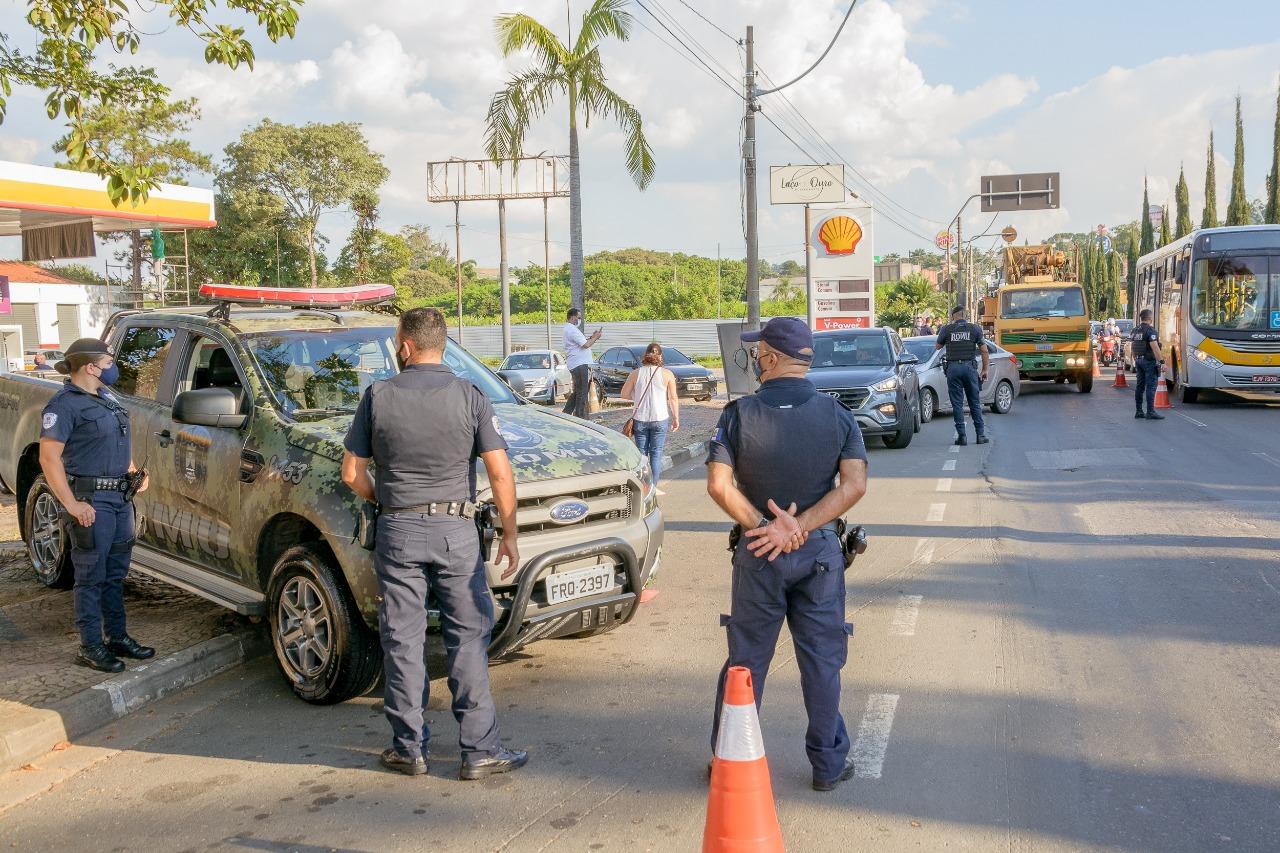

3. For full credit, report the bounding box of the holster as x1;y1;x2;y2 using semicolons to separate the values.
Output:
70;477;96;502
727;524;743;553
355;501;379;551
475;502;497;562
123;470;146;502
841;523;868;570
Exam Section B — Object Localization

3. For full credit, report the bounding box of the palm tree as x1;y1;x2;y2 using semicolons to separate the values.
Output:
486;0;656;319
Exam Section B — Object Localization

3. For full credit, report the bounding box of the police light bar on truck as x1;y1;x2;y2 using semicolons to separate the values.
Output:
199;282;396;308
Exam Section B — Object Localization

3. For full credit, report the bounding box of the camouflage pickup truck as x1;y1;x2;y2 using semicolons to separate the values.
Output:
0;301;663;703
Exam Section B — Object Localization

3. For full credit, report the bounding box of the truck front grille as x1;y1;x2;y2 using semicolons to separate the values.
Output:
502;482;635;536
1001;330;1088;345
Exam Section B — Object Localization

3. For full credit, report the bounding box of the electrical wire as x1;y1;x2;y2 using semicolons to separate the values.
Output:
646;0;739;83
633;0;742;99
675;0;739;45
756;1;858;95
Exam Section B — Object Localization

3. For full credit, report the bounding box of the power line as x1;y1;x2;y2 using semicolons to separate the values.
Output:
646;0;739;83
675;0;739;45
633;0;742;99
756;1;859;96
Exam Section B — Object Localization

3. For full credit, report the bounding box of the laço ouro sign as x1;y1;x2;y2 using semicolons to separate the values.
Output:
769;164;845;205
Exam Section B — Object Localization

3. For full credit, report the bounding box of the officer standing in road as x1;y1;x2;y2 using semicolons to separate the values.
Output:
1131;308;1165;420
935;305;991;446
38;338;152;673
706;317;869;792
341;307;528;780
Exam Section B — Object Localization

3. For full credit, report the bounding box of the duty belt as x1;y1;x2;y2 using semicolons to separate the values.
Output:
383;500;478;519
69;476;129;492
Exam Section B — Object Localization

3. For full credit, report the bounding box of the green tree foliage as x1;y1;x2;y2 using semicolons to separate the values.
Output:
1139;178;1155;256
1202;130;1220;228
219;120;389;286
1175;166;1192;239
399;224;453;270
1226;96;1250;226
1125;236;1138;307
1107;251;1124;318
1159;204;1172;247
1269;78;1280;224
486;0;655;319
187;190;313;287
0;0;300;205
876;274;949;331
334;229;411;286
44;262;106;284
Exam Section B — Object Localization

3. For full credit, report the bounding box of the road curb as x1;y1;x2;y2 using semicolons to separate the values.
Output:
0;626;267;773
661;437;711;473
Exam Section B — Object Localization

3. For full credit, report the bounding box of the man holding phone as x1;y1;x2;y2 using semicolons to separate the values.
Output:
562;307;601;419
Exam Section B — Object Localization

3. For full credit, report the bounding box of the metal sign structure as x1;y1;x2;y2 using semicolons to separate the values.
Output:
979;172;1060;212
426;156;570;353
769;164;845;205
807;203;875;331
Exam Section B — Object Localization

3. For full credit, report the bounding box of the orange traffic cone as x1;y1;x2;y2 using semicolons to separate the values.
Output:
703;667;784;853
1154;370;1173;409
1112;366;1128;388
1091;356;1102;378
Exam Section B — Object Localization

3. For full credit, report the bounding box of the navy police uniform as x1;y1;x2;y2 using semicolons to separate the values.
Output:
344;363;508;762
40;380;136;648
1131;322;1161;416
706;376;867;784
936;319;988;441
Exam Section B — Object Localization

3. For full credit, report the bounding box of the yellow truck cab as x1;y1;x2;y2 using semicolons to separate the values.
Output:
995;245;1095;393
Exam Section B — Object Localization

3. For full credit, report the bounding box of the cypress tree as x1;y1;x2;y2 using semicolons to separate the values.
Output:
1267;78;1280;224
1175;165;1192;238
1202;131;1219;228
1108;250;1124;317
1159;203;1172;247
1226;95;1249;225
1126;234;1138;307
1092;247;1106;315
1140;177;1155;256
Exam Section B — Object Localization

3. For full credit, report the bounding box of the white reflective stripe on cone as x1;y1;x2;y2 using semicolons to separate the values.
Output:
715;702;766;762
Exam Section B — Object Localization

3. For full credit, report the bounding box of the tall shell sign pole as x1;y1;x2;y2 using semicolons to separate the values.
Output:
807;203;875;331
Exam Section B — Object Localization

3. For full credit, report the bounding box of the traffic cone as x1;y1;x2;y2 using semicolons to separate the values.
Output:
1112;366;1128;388
1154;371;1173;409
703;667;784;853
1091;356;1102;378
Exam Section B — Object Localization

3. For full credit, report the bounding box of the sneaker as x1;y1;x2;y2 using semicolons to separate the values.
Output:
460;748;529;780
954;436;967;446
1145;412;1165;420
380;748;428;776
975;435;990;445
812;756;857;792
76;644;125;673
1135;411;1145;419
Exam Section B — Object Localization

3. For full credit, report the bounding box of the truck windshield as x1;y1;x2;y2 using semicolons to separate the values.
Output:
1001;287;1086;318
241;328;516;417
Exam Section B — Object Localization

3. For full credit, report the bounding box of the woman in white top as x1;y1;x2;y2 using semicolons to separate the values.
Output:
621;343;681;492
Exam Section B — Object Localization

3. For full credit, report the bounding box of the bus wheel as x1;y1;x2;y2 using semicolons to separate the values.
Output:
1180;385;1200;404
1077;372;1093;393
1054;377;1066;384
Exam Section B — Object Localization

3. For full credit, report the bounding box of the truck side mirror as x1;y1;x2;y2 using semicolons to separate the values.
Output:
173;388;247;429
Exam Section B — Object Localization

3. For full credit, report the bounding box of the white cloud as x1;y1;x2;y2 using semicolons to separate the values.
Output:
172;58;321;124
0;136;40;163
327;26;444;115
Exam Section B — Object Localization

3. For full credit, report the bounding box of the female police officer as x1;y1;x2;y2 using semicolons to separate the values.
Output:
38;338;152;673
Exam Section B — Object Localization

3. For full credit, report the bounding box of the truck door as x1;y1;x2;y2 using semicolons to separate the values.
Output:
148;330;245;578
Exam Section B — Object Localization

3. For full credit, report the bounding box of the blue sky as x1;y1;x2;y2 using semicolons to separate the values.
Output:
1;1;1279;271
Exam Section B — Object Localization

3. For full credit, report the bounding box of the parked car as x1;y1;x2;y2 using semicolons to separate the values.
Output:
902;335;1020;423
807;327;921;449
596;345;718;401
496;349;572;403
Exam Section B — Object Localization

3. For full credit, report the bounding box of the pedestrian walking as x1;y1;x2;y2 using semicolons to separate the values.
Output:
38;338;152;673
1131;308;1164;420
562;307;601;419
341;307;528;780
935;305;991;446
705;317;869;791
620;343;680;495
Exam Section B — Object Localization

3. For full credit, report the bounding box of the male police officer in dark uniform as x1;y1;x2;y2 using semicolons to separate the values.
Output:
38;338;152;673
1131;308;1165;420
341;307;528;780
935;305;991;446
706;317;869;791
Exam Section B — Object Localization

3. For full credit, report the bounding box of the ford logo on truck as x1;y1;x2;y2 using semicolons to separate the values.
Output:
548;498;590;525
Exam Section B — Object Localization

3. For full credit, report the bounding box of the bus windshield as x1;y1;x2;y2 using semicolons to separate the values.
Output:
1191;255;1277;331
1001;287;1086;319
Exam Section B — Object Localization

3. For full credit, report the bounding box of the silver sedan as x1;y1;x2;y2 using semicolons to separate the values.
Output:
902;335;1021;424
496;349;573;404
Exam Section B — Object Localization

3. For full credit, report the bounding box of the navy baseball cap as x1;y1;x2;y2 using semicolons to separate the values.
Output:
740;317;814;362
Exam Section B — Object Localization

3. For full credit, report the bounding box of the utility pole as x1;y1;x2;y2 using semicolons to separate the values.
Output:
744;25;760;330
804;203;814;328
543;196;552;350
498;198;511;357
955;215;964;311
453;201;463;346
716;242;722;319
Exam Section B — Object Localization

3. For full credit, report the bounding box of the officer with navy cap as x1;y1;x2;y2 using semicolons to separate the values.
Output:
1131;308;1164;420
341;307;528;780
935;305;991;446
39;338;152;673
706;316;869;791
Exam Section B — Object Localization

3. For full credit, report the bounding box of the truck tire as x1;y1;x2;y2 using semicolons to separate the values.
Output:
1077;372;1093;393
23;475;74;589
267;544;381;705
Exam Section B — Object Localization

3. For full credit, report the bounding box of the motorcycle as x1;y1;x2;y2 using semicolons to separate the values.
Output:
1099;332;1118;367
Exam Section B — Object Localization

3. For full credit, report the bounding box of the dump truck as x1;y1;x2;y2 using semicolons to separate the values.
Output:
994;244;1095;393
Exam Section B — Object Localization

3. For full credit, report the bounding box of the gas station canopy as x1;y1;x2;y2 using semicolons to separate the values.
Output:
0;160;216;260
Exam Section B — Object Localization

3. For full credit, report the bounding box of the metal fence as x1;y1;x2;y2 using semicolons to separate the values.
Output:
451;318;758;359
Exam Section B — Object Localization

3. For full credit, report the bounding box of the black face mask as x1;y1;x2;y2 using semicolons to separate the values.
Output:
751;357;764;381
396;345;409;371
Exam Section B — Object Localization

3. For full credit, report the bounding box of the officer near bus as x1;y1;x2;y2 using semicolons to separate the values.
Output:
935;304;991;446
341;307;528;780
706;316;869;791
38;338;152;673
1131;308;1164;420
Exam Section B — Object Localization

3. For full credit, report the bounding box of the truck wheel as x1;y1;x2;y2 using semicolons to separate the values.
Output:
267;545;381;705
1077;372;1093;393
990;380;1015;414
882;426;913;449
24;475;73;589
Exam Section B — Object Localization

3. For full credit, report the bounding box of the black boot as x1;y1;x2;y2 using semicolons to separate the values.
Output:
77;644;125;673
1135;410;1145;419
954;435;967;446
460;748;529;780
106;635;155;660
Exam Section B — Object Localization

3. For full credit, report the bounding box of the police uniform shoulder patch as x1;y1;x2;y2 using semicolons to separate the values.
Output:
42;412;57;430
492;415;501;434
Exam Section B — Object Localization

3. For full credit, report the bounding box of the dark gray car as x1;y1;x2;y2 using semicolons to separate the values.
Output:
807;328;921;449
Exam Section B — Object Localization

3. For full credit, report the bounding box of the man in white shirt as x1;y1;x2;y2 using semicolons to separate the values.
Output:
562;308;601;418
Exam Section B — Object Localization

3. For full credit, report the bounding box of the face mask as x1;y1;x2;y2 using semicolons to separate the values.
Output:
97;362;120;386
751;356;764;381
395;345;409;371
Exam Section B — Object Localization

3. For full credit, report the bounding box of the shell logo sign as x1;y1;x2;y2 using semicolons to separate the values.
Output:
818;215;863;255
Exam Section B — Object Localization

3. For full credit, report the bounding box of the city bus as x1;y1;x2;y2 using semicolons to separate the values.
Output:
1134;224;1280;403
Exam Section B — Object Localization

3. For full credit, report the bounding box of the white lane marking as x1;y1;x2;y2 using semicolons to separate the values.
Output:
1253;452;1280;470
888;594;924;636
942;459;957;471
1177;412;1208;428
936;478;952;492
948;445;960;454
926;503;946;522
851;693;899;779
911;538;935;565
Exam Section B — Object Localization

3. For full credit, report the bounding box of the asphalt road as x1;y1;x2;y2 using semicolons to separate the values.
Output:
2;375;1279;851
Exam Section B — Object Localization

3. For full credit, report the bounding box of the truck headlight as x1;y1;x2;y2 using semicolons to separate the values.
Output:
872;376;898;392
1193;349;1223;369
637;460;657;514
